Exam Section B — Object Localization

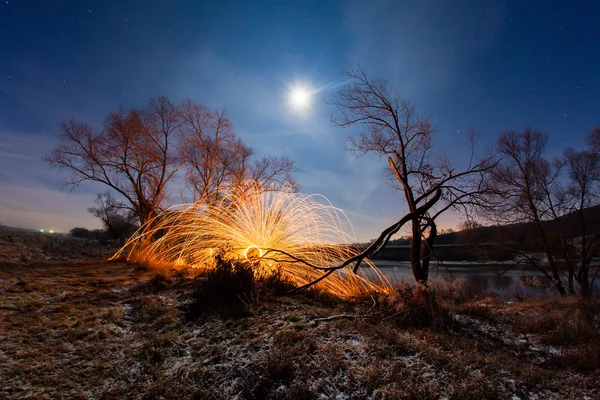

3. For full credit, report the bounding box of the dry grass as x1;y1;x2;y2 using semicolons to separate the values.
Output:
1;258;599;399
0;227;113;262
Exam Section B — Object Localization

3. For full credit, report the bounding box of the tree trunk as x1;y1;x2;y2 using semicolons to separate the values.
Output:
411;217;427;283
578;266;590;297
420;219;437;283
532;218;567;295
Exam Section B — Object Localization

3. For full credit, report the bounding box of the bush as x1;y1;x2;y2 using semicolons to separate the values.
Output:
255;266;296;296
69;227;92;239
186;254;295;320
376;282;450;330
148;269;173;292
512;299;600;346
187;254;255;319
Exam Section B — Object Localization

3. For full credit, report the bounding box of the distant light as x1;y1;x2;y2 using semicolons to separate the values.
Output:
40;229;44;232
49;230;54;234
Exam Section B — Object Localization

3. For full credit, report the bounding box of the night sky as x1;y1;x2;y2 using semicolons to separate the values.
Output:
1;0;599;240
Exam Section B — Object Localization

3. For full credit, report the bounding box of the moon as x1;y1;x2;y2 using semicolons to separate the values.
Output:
288;85;313;111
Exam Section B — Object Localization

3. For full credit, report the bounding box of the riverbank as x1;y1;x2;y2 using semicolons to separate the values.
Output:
1;260;598;399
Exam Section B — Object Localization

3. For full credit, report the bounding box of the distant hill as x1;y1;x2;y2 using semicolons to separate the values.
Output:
456;204;600;245
382;204;600;246
367;204;600;261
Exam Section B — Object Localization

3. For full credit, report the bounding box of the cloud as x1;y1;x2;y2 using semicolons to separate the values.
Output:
0;131;61;189
0;185;101;232
0;130;120;233
343;0;506;99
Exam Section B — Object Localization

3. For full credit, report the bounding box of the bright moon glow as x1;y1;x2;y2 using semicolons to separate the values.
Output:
288;85;312;111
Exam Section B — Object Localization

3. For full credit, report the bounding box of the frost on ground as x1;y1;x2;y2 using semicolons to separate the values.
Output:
0;260;599;400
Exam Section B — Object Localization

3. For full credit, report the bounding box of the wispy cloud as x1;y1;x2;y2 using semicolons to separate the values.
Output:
0;185;101;232
343;0;506;99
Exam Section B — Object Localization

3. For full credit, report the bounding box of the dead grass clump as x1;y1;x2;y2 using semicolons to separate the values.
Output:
7;279;34;293
285;382;317;400
453;302;495;321
265;349;296;384
379;284;450;330
444;378;504;400
147;268;173;292
102;306;125;325
139;331;182;365
516;313;558;336
430;276;491;304
301;285;343;307
234;347;297;399
187;255;256;319
542;308;598;346
273;327;306;346
512;298;600;348
133;296;181;331
273;327;318;356
545;344;600;372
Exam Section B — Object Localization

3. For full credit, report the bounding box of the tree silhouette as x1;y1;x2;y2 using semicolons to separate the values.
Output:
46;96;298;225
484;127;600;296
327;66;494;284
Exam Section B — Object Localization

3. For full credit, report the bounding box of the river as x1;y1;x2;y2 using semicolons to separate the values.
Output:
372;260;553;298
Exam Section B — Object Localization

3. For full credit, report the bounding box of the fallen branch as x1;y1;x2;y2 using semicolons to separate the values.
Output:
288;188;442;292
311;313;379;323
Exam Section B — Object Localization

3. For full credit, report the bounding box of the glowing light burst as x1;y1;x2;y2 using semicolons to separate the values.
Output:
244;245;263;259
113;186;391;297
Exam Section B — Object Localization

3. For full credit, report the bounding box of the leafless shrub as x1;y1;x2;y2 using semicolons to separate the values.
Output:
377;283;450;330
187;253;296;320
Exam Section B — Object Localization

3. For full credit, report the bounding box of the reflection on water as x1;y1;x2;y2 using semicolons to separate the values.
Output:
372;260;553;298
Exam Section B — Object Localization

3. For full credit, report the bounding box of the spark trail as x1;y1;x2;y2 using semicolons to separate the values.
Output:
113;186;390;297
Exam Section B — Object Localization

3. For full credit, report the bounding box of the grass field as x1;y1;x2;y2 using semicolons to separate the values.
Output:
1;256;599;399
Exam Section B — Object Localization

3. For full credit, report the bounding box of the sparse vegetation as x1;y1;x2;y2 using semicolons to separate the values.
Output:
1;251;598;399
0;226;113;262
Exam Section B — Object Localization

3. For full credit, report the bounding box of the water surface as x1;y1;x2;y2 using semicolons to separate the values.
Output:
372;260;552;298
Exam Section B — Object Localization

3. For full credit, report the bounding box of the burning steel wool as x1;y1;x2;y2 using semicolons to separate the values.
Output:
113;186;391;297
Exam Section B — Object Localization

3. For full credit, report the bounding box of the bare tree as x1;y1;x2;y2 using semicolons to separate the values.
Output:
179;100;298;204
328;66;494;284
234;154;299;199
483;127;600;296
46;96;183;225
87;192;138;242
179;100;244;203
47;97;299;225
561;144;600;296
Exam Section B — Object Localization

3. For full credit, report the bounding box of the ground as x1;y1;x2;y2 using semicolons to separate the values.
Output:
0;230;599;399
